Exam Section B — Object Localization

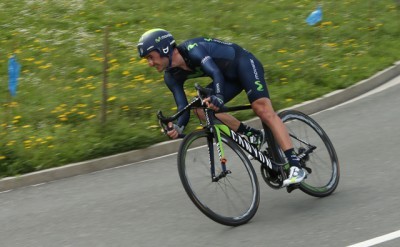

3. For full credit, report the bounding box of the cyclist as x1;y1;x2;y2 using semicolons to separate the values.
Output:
137;28;305;186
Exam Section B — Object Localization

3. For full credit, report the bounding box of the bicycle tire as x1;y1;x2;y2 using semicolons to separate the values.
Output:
178;129;260;226
279;110;340;197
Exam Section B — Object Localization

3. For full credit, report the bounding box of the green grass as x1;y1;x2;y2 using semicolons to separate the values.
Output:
0;0;399;177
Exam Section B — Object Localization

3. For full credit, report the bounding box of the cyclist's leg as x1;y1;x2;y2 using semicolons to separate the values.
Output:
237;53;305;185
251;98;291;150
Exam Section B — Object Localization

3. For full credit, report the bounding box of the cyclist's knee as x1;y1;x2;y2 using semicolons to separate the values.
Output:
251;98;277;123
193;108;205;120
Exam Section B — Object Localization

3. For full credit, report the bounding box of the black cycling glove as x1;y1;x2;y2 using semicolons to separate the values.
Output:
210;94;224;109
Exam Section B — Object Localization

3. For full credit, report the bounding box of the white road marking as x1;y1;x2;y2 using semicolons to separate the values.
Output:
328;74;400;110
347;229;400;247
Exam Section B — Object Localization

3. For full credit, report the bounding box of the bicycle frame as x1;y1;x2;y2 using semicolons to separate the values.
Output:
213;123;273;169
158;96;279;180
157;83;320;183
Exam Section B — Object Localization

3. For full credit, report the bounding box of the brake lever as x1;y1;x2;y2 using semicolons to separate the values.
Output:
195;83;213;104
157;110;186;138
157;110;172;134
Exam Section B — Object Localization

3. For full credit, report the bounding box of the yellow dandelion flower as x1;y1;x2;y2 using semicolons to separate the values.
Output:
326;43;338;48
39;63;52;69
321;21;333;26
77;68;86;73
107;96;117;102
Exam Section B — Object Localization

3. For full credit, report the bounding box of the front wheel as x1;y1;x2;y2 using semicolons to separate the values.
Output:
178;129;260;226
279;110;340;197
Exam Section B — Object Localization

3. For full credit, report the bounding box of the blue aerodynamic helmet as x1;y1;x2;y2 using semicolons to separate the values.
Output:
137;28;176;58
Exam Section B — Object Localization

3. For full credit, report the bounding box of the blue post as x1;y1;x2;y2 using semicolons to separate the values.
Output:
306;6;323;26
8;55;21;97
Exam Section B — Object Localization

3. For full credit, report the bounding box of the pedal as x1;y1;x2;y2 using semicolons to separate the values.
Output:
286;184;300;193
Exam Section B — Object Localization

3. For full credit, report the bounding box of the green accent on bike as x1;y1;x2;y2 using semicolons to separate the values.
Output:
213;126;225;159
283;163;290;171
255;81;263;91
187;43;198;51
215;124;231;137
300;183;328;192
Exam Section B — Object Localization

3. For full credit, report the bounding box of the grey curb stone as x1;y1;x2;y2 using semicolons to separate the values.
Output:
1;61;399;192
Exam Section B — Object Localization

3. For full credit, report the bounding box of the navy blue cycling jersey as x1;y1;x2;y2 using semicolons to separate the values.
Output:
165;37;269;128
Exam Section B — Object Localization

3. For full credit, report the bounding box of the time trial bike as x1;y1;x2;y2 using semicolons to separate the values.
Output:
157;84;340;226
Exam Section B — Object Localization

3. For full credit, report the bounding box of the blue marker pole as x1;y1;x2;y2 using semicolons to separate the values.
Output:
8;55;21;97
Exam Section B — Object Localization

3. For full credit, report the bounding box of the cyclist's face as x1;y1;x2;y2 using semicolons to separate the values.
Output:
145;51;168;72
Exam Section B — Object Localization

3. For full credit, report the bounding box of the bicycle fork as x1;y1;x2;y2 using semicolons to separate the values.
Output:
207;126;231;182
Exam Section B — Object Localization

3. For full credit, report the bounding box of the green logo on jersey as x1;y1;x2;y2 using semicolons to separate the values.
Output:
204;38;212;42
187;43;198;51
255;81;264;91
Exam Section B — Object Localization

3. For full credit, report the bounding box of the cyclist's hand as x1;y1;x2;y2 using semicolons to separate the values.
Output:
167;122;184;139
203;94;224;111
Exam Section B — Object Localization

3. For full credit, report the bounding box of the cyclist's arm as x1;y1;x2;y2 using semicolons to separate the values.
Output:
199;56;225;96
164;72;190;129
187;44;226;97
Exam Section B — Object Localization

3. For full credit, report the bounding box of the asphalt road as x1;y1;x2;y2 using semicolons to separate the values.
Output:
1;77;400;247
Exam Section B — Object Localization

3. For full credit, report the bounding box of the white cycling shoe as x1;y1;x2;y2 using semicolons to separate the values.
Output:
282;166;306;187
